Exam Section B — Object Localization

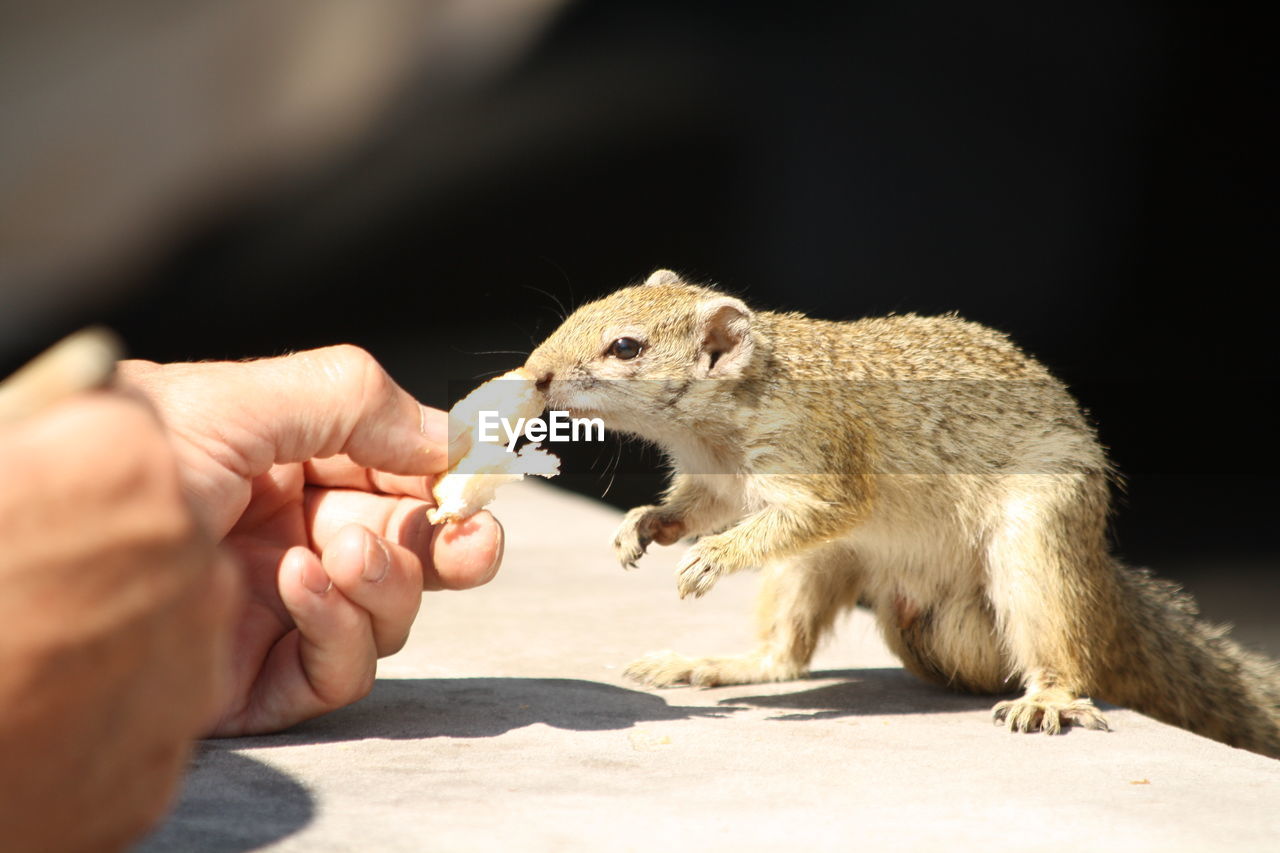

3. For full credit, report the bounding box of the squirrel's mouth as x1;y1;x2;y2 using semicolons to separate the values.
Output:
560;405;603;420
543;389;596;418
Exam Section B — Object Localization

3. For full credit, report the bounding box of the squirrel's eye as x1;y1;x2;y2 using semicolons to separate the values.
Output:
606;337;643;360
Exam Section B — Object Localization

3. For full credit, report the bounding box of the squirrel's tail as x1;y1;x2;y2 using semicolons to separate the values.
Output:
1095;563;1280;758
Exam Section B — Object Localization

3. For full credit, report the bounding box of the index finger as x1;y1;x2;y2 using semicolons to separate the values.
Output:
121;346;471;479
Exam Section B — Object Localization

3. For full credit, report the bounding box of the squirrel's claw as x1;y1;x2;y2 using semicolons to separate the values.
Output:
614;504;684;570
992;692;1110;735
612;530;649;570
675;548;723;599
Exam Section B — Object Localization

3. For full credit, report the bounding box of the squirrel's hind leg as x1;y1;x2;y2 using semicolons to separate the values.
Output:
624;545;862;688
983;474;1115;735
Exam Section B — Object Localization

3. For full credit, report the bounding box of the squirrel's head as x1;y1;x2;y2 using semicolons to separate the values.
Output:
524;269;755;434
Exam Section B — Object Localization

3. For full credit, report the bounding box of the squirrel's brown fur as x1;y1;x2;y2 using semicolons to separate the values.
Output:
525;270;1280;757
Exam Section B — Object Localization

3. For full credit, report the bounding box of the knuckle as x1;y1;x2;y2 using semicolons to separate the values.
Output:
324;344;399;424
327;342;377;372
331;343;390;394
297;344;390;403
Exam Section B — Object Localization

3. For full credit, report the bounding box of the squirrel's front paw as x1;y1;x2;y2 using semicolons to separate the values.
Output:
613;505;685;569
675;543;728;599
992;691;1110;736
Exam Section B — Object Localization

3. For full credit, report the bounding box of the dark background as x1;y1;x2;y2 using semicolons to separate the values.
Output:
7;3;1275;616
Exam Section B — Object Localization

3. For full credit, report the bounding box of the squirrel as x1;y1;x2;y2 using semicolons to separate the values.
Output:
523;269;1280;757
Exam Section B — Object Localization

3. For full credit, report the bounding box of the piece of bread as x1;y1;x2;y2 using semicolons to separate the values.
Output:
427;369;560;523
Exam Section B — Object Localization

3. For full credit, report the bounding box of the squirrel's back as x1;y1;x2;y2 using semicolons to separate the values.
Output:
750;310;1106;479
758;311;1051;382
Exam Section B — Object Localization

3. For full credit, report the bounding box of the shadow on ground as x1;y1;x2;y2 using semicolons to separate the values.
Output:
135;749;314;853
234;677;738;748
233;672;1007;749
724;668;1010;721
136;671;1020;851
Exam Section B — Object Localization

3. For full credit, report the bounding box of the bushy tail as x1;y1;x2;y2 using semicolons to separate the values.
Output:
1095;564;1280;758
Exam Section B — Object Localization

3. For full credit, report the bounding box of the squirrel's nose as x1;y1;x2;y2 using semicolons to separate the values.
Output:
524;350;554;394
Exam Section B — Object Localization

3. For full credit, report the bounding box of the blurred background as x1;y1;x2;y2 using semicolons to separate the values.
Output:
2;2;1275;649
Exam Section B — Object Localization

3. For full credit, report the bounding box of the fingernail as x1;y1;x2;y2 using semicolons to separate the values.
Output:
363;533;391;584
300;558;333;595
422;405;470;468
486;521;505;579
447;429;472;468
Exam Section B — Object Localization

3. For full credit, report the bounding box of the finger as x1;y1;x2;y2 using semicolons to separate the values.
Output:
250;546;377;732
250;346;463;473
429;511;504;591
320;525;423;656
120;346;469;479
303;455;435;502
304;487;429;554
303;488;503;591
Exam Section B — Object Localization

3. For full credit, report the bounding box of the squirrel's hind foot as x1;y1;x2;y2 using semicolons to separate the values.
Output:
992;691;1110;736
624;650;805;688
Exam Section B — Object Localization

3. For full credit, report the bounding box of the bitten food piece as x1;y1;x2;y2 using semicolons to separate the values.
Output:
427;369;559;523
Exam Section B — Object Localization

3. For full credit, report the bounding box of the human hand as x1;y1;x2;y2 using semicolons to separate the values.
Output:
119;346;503;736
0;394;238;852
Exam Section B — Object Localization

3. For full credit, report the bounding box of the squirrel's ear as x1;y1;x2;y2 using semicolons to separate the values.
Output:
644;269;683;287
695;296;754;378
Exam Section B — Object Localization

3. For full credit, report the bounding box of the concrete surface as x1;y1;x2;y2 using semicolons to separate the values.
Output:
138;481;1280;852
